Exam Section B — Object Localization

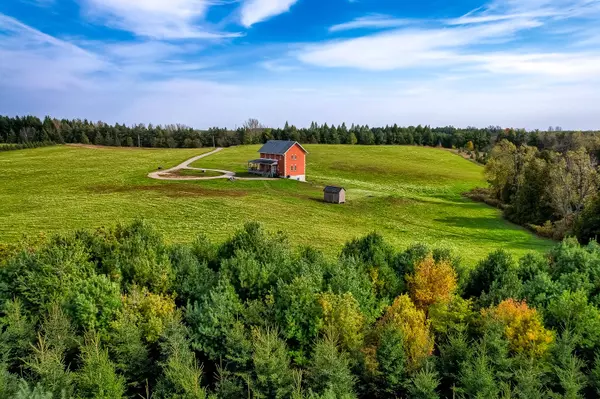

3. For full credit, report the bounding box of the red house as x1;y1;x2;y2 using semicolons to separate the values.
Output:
248;140;308;181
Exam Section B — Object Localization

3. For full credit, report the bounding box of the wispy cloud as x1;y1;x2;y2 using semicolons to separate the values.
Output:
240;0;299;27
0;14;107;90
300;19;541;71
329;15;413;32
0;13;220;92
79;0;241;39
261;60;300;72
300;0;600;85
3;1;600;129
450;0;600;24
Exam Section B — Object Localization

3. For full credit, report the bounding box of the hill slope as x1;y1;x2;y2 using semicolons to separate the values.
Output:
0;144;552;263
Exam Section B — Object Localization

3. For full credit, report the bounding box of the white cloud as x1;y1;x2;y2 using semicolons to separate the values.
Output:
261;60;300;72
3;3;600;131
240;0;299;27
0;14;108;90
329;15;413;32
469;52;600;79
1;28;599;130
300;0;600;83
79;0;241;39
447;11;558;25
3;71;600;130
300;19;541;71
452;0;600;24
0;13;215;91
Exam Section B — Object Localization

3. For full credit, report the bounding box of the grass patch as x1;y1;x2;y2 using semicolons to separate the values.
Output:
0;144;553;264
172;169;227;178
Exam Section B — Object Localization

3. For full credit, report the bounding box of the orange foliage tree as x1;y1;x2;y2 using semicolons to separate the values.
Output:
407;255;458;310
483;298;554;358
377;294;434;370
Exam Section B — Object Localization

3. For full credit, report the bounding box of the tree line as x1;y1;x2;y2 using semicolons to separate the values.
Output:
2;221;600;398
471;134;600;242
0;115;499;151
4;115;600;164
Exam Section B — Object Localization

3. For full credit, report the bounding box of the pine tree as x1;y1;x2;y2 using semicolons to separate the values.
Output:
251;327;294;399
76;332;125;399
307;331;356;398
375;325;407;395
406;363;440;399
156;323;206;399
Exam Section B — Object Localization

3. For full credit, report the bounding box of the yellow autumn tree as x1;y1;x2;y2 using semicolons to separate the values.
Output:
318;292;365;352
407;255;458;310
115;286;177;343
466;141;475;151
483;299;553;358
378;294;434;370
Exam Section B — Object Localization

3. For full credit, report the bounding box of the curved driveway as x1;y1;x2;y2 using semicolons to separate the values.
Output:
147;147;277;181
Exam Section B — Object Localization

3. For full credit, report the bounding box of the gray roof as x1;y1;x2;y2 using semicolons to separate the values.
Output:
324;186;345;194
249;159;278;165
258;140;307;155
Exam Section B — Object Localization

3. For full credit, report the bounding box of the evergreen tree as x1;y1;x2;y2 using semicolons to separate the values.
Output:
406;363;440;399
307;332;356;398
76;333;125;399
251;327;294;399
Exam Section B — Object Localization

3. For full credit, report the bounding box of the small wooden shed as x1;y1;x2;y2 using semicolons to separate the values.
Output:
323;186;346;204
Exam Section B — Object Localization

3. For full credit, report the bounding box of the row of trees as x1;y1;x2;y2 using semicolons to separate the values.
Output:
0;115;501;151
0;141;55;152
471;139;600;242
2;221;600;398
495;129;600;158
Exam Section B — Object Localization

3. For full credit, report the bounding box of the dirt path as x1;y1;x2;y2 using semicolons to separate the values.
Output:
147;147;277;181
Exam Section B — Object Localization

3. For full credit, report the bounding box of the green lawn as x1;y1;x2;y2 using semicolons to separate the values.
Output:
174;169;226;178
0;144;553;264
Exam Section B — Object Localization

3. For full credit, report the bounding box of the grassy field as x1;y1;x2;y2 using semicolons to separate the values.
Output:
0;144;553;264
171;169;226;178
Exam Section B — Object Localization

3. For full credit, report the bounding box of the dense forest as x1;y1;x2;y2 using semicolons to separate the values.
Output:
471;130;600;244
2;221;600;398
3;115;597;156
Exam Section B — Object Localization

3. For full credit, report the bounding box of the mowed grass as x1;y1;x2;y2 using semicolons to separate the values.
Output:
0;144;553;264
172;169;227;178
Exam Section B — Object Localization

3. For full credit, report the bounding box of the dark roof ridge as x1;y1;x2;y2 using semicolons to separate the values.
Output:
258;140;308;155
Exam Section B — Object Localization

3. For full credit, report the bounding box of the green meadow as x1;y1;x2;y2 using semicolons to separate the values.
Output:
0;144;553;264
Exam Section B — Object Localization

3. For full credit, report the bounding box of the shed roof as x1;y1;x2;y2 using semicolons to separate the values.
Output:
249;159;279;165
323;186;345;194
258;140;308;155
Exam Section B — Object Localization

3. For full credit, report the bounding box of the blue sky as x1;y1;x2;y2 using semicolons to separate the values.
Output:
1;0;599;129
